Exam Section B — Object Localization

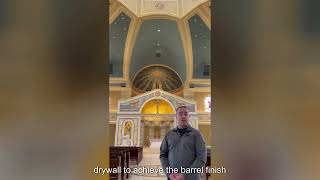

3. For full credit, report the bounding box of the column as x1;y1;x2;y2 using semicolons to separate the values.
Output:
160;125;166;139
149;124;154;139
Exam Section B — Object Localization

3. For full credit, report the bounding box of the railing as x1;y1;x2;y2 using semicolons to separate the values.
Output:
197;113;211;121
109;113;211;122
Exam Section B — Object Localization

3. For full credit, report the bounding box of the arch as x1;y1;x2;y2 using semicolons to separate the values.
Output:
131;64;184;95
141;99;175;114
110;1;211;84
139;96;176;114
140;14;180;21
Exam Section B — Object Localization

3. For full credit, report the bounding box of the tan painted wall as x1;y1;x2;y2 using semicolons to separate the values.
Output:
198;124;211;146
194;92;211;112
109;91;121;112
109;124;116;146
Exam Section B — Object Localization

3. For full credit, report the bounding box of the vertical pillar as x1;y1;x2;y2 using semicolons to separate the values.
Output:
160;125;166;139
149;124;154;139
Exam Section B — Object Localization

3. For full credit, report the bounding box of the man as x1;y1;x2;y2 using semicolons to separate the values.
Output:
160;105;207;180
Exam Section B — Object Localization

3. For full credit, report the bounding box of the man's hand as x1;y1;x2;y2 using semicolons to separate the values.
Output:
169;173;184;180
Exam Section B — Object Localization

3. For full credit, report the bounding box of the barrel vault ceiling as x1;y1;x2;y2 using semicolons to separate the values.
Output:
109;0;211;89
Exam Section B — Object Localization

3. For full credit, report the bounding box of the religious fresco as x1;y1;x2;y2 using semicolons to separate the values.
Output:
132;65;183;94
123;121;132;139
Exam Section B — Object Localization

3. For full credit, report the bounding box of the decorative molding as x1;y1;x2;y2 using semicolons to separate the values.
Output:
110;113;211;124
196;7;211;30
109;4;122;23
183;7;211;82
123;18;142;80
154;2;165;10
177;19;193;82
114;0;209;18
141;0;178;17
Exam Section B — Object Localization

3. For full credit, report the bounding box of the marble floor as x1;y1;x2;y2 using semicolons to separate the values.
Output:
129;141;167;180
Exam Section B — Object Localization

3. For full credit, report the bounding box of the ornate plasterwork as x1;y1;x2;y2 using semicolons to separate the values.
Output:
115;117;140;146
118;89;197;113
116;0;208;18
114;89;200;146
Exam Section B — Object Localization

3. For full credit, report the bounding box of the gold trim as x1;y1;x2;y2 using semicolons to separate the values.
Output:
183;8;212;82
109;2;138;24
184;87;211;93
109;4;121;24
109;6;139;81
140;15;179;21
197;8;211;30
181;1;210;19
177;19;193;82
123;18;142;80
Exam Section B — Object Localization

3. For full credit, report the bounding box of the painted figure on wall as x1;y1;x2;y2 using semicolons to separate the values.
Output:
124;121;132;139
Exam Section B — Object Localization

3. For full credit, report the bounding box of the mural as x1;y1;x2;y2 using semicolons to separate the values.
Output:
132;65;183;94
123;121;132;139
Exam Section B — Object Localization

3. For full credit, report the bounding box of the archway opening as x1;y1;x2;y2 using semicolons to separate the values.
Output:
141;99;175;146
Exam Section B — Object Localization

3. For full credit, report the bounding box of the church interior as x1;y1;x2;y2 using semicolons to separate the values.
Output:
109;0;211;179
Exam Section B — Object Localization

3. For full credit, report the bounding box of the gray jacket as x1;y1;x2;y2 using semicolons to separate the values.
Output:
160;126;207;180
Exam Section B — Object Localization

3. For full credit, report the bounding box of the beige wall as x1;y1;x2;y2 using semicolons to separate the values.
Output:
193;92;211;112
109;124;116;146
198;124;211;146
109;91;121;112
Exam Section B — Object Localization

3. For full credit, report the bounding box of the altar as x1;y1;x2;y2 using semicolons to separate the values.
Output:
114;89;198;146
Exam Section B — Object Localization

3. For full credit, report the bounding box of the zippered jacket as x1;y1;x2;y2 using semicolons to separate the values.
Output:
160;126;207;180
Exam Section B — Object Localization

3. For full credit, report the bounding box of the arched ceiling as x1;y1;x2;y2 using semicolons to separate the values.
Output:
109;12;131;77
109;1;211;91
129;19;187;82
189;14;211;78
115;0;209;18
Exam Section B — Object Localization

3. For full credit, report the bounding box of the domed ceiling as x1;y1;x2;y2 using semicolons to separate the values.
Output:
132;65;183;94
